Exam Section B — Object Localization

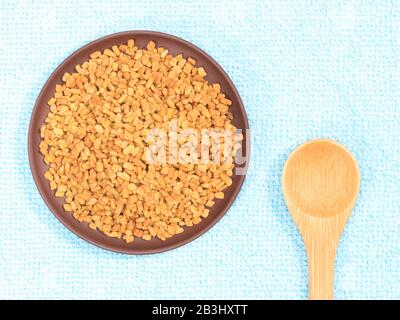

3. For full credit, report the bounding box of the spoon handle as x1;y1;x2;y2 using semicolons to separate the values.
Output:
305;235;338;300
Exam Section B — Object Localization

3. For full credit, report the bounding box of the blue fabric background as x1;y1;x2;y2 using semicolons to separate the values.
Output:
0;0;399;299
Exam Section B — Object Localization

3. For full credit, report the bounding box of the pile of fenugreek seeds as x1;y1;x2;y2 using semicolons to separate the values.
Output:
40;39;242;243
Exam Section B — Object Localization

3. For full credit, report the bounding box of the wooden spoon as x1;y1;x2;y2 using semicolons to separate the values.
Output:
282;139;360;300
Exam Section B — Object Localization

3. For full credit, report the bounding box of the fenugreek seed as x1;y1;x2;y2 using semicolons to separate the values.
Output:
160;49;169;59
201;210;209;218
89;223;97;230
96;162;104;172
193;217;202;224
206;200;215;207
90;51;101;59
108;232;121;238
197;67;207;77
123;162;134;170
127;183;137;192
87;198;97;206
104;49;116;57
166;99;175;108
215;192;224;199
220;97;232;105
160;167;169;175
118;94;127;103
40;38;239;243
125;235;134;243
153;113;162;122
123;145;135;155
117;172;130;181
55;191;65;198
88;61;97;74
185;218;193;227
220;174;232;186
44;171;53;180
95;124;104;133
112;45;120;56
142;234;152;241
57;185;67;193
53;127;63;137
50;181;57;190
133;229;143;238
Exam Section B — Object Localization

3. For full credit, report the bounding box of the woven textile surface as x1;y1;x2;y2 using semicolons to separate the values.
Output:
0;0;399;299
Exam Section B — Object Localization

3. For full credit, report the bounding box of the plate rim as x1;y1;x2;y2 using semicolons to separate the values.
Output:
28;30;250;254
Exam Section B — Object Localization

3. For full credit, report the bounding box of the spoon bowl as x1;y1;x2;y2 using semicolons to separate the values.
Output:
282;139;360;299
283;139;359;218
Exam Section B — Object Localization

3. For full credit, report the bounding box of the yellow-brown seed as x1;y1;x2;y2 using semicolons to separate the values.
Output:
40;39;241;243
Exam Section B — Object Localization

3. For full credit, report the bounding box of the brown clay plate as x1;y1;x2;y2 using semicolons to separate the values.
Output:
28;31;249;254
